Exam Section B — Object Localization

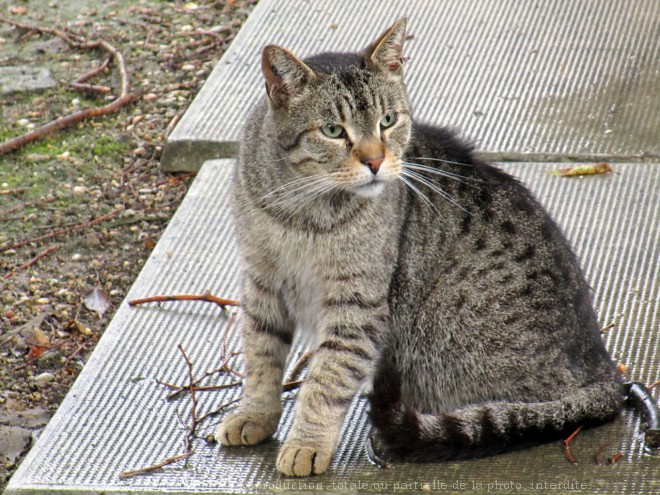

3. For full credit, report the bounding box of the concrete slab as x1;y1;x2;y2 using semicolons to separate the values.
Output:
0;66;56;95
161;0;660;172
6;159;659;495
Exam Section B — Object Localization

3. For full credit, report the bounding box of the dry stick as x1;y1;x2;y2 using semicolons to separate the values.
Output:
128;294;241;310
119;345;198;480
0;188;28;196
0;207;123;253
285;350;315;383
608;451;623;464
648;379;660;393
2;245;59;280
178;344;198;454
168;315;241;401
153;172;196;188
118;453;191;480
70;56;112;94
159;381;242;394
563;425;583;464
594;442;611;465
0;17;133;155
0;195;57;220
601;322;617;334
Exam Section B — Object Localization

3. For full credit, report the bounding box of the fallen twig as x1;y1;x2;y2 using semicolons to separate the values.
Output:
0;17;134;155
160;381;242;394
70;56;112;94
600;322;617;334
0;188;28;196
179;344;198;454
0;195;58;220
0;207;124;253
118;452;192;480
647;379;660;393
594;442;610;465
128;294;240;310
118;344;199;480
285;350;314;383
153;172;196;188
563;425;583;464
2;245;59;280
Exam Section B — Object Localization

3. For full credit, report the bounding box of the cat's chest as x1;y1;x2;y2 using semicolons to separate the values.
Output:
275;232;326;334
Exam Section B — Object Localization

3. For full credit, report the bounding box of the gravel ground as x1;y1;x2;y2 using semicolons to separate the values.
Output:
0;0;257;488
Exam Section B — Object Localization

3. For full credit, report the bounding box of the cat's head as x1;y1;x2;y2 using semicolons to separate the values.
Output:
261;18;411;198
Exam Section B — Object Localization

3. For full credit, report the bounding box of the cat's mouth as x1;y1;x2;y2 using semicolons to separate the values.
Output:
354;178;386;197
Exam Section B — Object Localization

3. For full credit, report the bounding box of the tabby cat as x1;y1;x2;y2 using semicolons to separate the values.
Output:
217;17;623;476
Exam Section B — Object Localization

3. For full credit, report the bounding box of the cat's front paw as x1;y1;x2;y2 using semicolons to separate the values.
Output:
217;411;279;446
276;444;333;476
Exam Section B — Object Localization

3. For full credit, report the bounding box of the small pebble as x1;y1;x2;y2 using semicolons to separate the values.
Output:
34;373;56;386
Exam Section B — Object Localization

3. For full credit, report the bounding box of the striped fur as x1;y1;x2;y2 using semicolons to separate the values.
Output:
217;18;623;477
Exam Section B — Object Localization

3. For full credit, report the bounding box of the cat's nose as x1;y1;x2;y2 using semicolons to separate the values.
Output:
362;156;384;175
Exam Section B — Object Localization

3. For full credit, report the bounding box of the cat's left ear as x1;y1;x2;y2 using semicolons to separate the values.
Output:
262;45;316;109
364;17;407;76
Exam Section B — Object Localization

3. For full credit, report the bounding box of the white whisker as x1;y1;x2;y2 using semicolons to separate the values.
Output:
407;156;475;167
402;161;479;186
398;176;442;219
401;169;471;215
266;174;337;216
262;173;329;200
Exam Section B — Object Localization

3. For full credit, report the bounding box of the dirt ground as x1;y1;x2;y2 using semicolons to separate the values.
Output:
0;0;257;488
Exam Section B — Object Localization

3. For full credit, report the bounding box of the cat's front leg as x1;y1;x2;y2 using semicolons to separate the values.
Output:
218;275;294;446
277;306;387;476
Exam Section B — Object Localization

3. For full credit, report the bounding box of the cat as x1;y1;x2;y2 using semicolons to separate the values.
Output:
217;17;623;477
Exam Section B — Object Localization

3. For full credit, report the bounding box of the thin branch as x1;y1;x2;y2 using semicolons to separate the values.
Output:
3;245;59;280
118;452;192;480
118;345;199;480
563;425;583;464
178;344;198;454
285;350;314;383
0;207;124;253
0;18;133;155
0;188;28;196
128;294;241;310
594;442;610;465
600;322;617;335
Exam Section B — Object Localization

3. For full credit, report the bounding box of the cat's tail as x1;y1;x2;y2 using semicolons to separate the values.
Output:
368;364;623;461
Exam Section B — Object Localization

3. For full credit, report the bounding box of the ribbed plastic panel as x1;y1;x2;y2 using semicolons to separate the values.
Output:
6;159;659;494
161;0;660;171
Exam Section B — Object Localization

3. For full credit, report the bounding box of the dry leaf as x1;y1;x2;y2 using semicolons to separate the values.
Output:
548;162;613;177
83;286;112;318
26;346;48;360
25;327;49;347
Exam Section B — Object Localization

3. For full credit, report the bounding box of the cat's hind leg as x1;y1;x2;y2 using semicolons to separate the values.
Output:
369;364;624;460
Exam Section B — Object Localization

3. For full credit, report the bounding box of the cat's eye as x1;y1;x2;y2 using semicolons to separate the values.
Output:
321;124;345;139
380;112;398;129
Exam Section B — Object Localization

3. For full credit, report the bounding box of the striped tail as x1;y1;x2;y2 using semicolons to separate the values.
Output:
368;365;623;461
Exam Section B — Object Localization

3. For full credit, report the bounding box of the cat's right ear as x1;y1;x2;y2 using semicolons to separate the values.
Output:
262;45;316;109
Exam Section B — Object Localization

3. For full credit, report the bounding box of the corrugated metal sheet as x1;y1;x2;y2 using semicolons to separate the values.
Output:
7;159;659;494
162;0;660;171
